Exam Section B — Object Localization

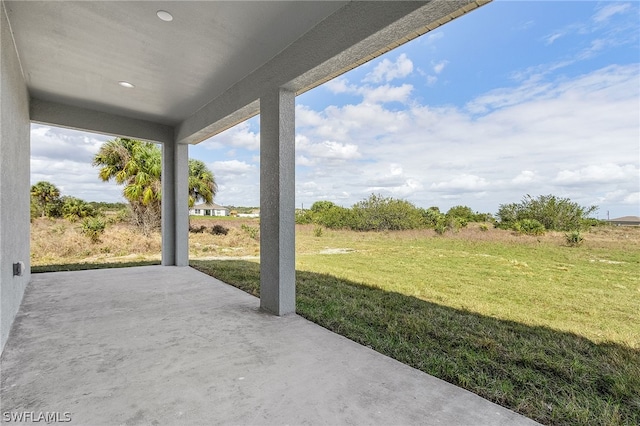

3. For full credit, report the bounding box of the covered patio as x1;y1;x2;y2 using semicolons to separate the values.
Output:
0;1;543;424
1;266;536;425
2;0;489;355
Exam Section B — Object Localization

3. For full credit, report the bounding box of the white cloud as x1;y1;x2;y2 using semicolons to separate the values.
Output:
432;60;449;74
593;3;632;23
30;125;123;202
295;135;360;161
423;31;444;48
325;77;350;94
203;121;259;151
359;84;413;104
544;33;563;45
554;164;638;186
623;192;640;205
293;63;639;216
430;174;490;192
511;171;538;186
364;53;414;83
211;160;255;175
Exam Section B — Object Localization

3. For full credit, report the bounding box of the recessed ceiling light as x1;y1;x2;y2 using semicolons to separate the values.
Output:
157;10;173;22
118;81;135;88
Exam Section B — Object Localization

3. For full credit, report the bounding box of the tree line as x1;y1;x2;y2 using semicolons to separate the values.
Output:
296;193;600;235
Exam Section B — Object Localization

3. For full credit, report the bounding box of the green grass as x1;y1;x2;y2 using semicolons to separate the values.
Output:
295;227;639;347
190;226;640;426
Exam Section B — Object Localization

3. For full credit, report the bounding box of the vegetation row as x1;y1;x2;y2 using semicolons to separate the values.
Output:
296;193;601;245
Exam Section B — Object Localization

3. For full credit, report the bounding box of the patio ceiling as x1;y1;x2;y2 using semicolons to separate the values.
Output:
3;0;487;144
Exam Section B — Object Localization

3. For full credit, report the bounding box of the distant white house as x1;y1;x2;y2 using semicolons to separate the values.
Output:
190;203;229;217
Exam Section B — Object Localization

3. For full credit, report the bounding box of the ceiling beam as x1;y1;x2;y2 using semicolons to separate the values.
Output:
30;98;174;144
176;0;487;145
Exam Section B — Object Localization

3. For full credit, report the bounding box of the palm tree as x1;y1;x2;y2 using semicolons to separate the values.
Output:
93;138;217;233
93;138;162;233
188;159;217;208
30;181;60;217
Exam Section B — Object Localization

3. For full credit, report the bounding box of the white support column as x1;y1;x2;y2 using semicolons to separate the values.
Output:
260;88;296;315
162;141;189;266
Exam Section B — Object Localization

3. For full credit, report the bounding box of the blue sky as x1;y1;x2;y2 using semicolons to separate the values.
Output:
32;1;640;218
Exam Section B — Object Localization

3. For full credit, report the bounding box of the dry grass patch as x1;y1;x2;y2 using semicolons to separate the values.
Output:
31;218;161;265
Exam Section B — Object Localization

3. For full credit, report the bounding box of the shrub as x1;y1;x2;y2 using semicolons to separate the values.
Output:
81;217;106;243
565;230;584;247
241;224;259;240
115;208;131;223
295;210;314;224
62;196;97;222
189;225;207;233
434;220;447;235
497;194;597;231
350;194;425;231
312;204;354;229
210;224;229;235
479;224;489;232
514;219;546;236
313;225;324;237
421;207;443;228
446;205;475;223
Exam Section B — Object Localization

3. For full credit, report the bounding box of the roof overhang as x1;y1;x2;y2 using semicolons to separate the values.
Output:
3;0;489;144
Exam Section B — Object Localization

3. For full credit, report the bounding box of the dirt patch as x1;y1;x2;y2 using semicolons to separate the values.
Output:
319;248;355;255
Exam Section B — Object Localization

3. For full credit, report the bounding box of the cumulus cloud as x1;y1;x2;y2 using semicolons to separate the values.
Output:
211;160;256;175
554;164;638;186
294;63;638;215
203;121;259;150
30;125;123;202
295;135;360;161
364;53;414;83
430;174;490;192
511;171;538;186
323;79;414;105
325;77;350;94
359;84;413;104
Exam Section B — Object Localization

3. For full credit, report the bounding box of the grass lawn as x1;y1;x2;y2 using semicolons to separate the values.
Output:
191;224;640;426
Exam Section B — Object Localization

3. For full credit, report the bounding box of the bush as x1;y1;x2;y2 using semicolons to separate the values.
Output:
241;224;259;240
210;224;229;235
497;194;597;231
565;230;584;247
313;225;324;237
317;205;354;229
514;219;546;236
295;210;314;224
446;205;475;222
189;225;207;233
62;196;97;222
81;217;106;243
350;194;425;231
479;224;489;232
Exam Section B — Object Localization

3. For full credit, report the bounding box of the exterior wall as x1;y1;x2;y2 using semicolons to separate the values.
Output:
1;1;31;353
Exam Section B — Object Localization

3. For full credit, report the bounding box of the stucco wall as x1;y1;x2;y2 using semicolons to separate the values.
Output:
1;1;31;353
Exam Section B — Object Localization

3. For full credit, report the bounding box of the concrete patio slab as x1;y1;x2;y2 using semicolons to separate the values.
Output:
1;266;538;425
